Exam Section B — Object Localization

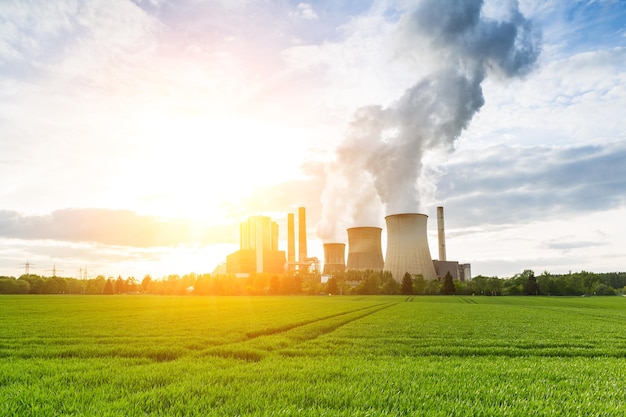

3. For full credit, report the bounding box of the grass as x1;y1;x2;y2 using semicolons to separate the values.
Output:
1;295;625;415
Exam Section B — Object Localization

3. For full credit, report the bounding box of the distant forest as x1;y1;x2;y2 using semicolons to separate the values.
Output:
1;269;625;296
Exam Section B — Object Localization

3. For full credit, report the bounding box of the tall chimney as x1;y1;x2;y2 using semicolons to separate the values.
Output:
383;213;437;282
323;243;346;274
437;206;446;262
298;207;307;263
287;213;295;272
346;227;384;271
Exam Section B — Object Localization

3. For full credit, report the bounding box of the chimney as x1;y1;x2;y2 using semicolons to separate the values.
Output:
383;213;437;282
437;206;446;262
346;227;384;271
298;207;307;264
323;243;346;274
287;213;295;272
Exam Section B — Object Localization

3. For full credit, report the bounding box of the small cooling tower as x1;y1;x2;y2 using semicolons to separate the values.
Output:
346;227;384;271
384;213;437;281
323;243;346;274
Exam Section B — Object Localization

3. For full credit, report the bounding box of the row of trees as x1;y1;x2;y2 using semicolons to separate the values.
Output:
1;269;625;296
0;273;318;296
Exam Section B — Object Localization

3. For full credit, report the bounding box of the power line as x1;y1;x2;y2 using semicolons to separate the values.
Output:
45;265;64;278
20;260;35;276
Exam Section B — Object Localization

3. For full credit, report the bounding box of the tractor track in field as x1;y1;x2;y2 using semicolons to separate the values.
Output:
244;302;394;339
202;302;399;362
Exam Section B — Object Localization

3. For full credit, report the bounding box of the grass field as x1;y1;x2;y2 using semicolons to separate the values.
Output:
1;295;625;416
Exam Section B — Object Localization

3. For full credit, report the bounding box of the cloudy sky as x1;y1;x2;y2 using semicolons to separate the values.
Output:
1;0;625;279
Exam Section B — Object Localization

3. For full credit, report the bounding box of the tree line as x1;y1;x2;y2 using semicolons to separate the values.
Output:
0;269;625;296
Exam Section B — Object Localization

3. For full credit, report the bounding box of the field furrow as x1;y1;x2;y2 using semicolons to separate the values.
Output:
1;295;626;416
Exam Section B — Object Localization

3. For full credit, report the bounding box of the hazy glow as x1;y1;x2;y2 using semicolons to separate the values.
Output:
1;0;625;278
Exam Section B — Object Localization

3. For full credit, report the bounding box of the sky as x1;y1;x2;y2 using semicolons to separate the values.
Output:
1;0;625;279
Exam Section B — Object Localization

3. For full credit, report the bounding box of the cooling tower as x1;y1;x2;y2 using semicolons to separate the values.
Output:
298;207;307;263
384;213;437;281
437;206;446;262
346;227;384;271
323;243;346;274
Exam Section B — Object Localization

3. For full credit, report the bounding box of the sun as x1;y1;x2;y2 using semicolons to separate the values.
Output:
110;108;305;223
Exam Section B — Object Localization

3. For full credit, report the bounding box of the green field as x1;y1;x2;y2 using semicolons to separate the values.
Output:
1;295;625;416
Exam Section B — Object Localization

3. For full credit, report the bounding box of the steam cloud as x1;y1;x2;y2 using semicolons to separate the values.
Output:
317;0;541;242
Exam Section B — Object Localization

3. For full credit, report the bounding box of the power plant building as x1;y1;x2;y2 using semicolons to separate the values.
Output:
224;205;471;282
346;227;384;271
226;215;285;275
383;213;437;282
323;243;346;274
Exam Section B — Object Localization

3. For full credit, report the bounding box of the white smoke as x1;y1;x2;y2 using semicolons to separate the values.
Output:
317;0;541;242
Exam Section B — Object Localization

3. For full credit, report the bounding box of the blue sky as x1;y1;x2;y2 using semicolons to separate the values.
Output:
1;0;625;279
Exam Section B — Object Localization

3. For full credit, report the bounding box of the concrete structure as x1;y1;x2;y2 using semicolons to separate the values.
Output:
298;207;307;265
240;216;279;273
323;243;346;274
437;206;446;262
433;260;459;280
383;213;437;281
227;215;285;275
459;263;472;281
346;227;384;271
226;249;286;275
287;213;295;272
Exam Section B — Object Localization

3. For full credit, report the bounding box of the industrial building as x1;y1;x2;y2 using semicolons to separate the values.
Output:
322;206;472;282
346;227;384;271
226;216;285;275
226;205;470;282
323;243;345;274
226;207;319;276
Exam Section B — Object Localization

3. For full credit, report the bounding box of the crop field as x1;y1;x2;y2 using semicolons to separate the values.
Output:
1;295;626;416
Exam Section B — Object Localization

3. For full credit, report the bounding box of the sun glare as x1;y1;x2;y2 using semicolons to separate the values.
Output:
112;108;306;222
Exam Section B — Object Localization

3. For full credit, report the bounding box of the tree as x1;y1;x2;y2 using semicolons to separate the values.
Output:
413;275;426;295
523;270;539;295
358;272;381;295
103;278;114;295
326;276;339;295
269;275;281;295
381;277;400;295
401;272;414;295
114;276;126;294
141;275;152;292
442;271;456;295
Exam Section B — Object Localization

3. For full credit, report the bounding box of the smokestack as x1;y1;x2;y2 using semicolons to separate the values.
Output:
384;213;437;281
346;227;384;271
323;243;346;274
437;206;446;261
287;213;295;271
298;207;307;263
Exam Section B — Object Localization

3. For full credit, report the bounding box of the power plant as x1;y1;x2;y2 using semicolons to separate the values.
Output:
322;243;346;274
226;205;470;282
346;227;384;271
226;207;319;275
383;213;437;281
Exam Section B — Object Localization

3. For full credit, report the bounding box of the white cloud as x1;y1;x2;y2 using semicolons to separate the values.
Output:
292;3;319;20
1;0;625;277
460;46;626;149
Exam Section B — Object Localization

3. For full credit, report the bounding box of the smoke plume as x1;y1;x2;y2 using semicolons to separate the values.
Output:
317;0;541;242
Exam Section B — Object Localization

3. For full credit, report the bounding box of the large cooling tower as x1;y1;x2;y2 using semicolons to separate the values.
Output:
346;227;384;271
384;213;437;281
323;243;346;274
